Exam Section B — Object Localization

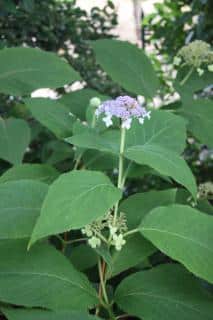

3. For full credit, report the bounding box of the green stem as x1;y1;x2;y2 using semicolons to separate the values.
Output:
56;235;87;245
113;127;126;225
117;127;126;189
123;228;139;238
73;154;82;170
95;232;108;244
180;66;194;86
91;111;97;128
121;161;132;187
98;259;109;305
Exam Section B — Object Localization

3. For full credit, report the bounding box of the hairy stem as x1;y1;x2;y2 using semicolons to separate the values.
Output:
180;66;194;86
113;127;126;225
98;259;109;305
123;228;139;237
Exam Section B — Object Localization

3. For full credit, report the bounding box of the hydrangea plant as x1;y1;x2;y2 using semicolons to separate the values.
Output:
0;39;212;320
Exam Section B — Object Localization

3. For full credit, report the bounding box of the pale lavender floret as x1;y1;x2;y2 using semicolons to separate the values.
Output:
96;95;151;129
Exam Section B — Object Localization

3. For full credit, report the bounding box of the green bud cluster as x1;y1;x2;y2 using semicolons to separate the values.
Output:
178;40;213;68
174;40;213;77
198;182;213;200
81;211;128;250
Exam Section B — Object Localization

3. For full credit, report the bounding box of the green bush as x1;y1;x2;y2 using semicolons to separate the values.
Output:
0;38;212;319
0;0;118;97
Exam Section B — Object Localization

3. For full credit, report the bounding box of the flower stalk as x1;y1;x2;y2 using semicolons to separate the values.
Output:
180;66;194;86
113;126;126;226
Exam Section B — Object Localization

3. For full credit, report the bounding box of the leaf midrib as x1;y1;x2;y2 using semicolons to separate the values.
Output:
0;271;97;300
142;227;213;254
119;291;210;318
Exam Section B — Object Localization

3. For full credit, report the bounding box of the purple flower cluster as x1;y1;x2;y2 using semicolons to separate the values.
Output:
95;95;151;129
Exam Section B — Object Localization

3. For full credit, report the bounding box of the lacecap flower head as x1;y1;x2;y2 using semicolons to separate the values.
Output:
175;40;213;69
95;95;151;130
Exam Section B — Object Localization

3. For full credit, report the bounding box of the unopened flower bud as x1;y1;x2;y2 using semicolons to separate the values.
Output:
90;97;101;108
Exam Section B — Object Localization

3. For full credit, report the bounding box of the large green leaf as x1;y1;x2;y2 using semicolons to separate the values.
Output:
119;189;178;229
0;240;97;310
29;170;122;246
25;98;75;138
2;308;100;320
115;264;213;320
60;88;108;120
107;234;155;278
0;164;59;184
0;47;80;96
0;118;30;165
140;205;213;283
91;39;159;98
179;98;213;148
0;180;48;239
125;146;196;198
125;110;187;154
66;129;120;155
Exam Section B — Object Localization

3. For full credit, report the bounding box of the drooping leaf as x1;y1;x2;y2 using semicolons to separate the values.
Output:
91;39;159;98
119;189;178;229
0;180;48;239
125;110;187;154
107;234;156;278
125;145;196;198
66;129;120;155
0;240;98;310
0;118;30;165
25;98;75;138
2;308;101;320
0;164;59;184
0;47;81;96
29;170;122;246
115;264;213;320
140;204;213;283
60;88;108;120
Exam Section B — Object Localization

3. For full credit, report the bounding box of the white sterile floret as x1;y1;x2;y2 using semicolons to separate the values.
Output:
197;68;204;76
88;236;101;249
109;225;117;236
113;234;126;251
138;117;144;124
90;97;101;108
121;118;132;130
103;115;113;127
145;111;151;119
81;225;93;237
208;64;213;72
